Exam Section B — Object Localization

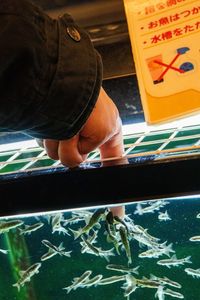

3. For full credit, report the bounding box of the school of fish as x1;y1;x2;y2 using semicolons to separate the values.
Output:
0;199;200;299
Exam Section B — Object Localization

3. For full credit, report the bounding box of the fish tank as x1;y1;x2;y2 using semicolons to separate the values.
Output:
0;151;200;300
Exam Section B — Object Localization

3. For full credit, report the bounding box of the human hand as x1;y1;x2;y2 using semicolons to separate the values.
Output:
43;87;127;217
44;87;125;167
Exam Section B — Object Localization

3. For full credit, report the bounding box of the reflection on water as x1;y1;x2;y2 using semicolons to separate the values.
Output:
1;196;200;300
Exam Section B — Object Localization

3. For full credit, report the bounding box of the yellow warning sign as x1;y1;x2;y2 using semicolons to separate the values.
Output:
123;0;200;124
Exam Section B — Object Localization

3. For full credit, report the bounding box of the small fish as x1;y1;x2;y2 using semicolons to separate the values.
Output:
81;274;103;287
196;213;200;218
41;249;57;261
157;254;192;268
139;243;174;258
136;278;160;289
51;213;63;228
155;285;165;300
80;235;114;261
63;270;92;293
70;208;106;239
106;264;139;275
98;275;126;285
185;267;200;278
189;236;200;242
0;220;24;234
134;200;166;215
114;216;129;233
119;226;132;265
13;263;41;291
19;222;44;235
42;240;71;258
150;274;181;289
164;288;184;298
122;274;137;297
105;221;120;255
80;231;98;253
158;210;171;221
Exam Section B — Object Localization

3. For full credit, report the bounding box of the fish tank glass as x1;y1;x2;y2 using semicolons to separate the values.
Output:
1;195;200;300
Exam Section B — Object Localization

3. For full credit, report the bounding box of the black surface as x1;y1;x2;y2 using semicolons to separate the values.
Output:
0;155;199;217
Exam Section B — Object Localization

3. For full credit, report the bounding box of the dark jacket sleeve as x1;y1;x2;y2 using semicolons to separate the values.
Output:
0;0;102;139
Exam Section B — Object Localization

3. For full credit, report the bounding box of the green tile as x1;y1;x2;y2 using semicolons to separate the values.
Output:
176;128;200;138
0;162;28;173
0;154;13;162
163;138;200;150
143;132;172;142
17;150;43;160
30;159;55;168
123;136;139;145
129;143;163;154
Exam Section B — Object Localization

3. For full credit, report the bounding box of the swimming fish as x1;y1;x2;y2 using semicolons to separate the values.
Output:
19;222;44;235
185;267;200;278
136;277;160;289
70;208;107;239
42;240;71;258
139;243;174;258
106;264;139;275
155;285;165;300
13;263;41;291
150;274;182;289
158;210;171;221
122;274;137;297
63;270;92;293
157;254;192;268
119;226;132;265
80;235;115;261
164;288;184;298
189;236;200;242
0;220;23;234
81;274;103;288
98;275;126;285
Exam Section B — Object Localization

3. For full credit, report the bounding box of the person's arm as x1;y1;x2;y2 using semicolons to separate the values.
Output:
0;0;102;140
0;0;127;217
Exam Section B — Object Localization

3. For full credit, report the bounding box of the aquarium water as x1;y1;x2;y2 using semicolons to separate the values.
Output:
0;195;200;300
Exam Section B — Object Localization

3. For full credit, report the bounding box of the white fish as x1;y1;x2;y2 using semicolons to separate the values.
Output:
189;236;200;242
157;254;192;268
133;225;160;242
185;267;200;278
63;270;92;293
98;275;126;285
158;211;171;221
80;235;114;261
0;220;24;234
19;222;44;235
196;213;200;218
150;274;181;289
42;240;71;258
136;277;160;289
139;243;174;258
106;264;139;275
164;288;184;298
155;285;165;300
134;200;166;215
41;249;57;261
122;274;137;297
13;263;41;291
81;274;103;287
